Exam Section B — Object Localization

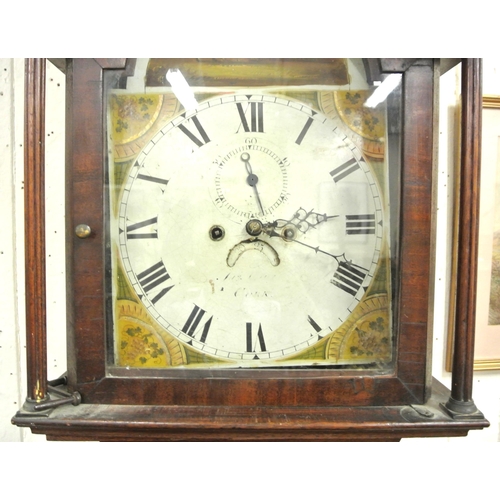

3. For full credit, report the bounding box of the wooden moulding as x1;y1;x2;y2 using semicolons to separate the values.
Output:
23;58;48;407
13;379;488;441
443;59;485;419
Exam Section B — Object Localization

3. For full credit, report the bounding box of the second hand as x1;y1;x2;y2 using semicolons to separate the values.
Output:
241;152;265;215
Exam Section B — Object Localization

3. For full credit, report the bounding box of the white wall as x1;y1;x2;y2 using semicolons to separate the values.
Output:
0;59;66;442
0;58;499;442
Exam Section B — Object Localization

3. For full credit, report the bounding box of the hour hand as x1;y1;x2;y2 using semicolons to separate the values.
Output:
267;207;339;234
293;208;338;233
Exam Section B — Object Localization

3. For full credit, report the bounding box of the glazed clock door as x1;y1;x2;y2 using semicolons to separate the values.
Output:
66;58;431;407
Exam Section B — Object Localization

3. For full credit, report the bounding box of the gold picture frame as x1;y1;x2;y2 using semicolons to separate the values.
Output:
447;95;500;371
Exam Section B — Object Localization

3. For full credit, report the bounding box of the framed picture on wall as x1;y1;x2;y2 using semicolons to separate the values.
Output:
447;95;500;371
474;95;500;369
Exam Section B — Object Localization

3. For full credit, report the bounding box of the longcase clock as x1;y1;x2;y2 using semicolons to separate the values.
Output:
12;58;489;441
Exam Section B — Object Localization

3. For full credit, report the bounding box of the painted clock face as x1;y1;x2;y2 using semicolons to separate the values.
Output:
115;93;385;365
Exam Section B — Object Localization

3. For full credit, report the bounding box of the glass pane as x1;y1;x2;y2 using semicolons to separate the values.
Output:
104;58;401;372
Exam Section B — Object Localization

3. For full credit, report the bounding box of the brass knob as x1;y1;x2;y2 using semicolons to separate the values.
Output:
75;224;92;239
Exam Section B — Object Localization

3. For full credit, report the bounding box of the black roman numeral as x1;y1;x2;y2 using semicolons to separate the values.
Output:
236;100;264;132
330;157;360;183
295;115;315;145
246;322;266;353
346;214;376;235
307;315;323;333
331;261;368;297
137;173;169;186
136;260;173;304
181;305;212;343
178;115;210;147
126;217;158;239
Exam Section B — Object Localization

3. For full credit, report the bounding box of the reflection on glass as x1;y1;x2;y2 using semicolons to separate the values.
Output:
105;59;402;372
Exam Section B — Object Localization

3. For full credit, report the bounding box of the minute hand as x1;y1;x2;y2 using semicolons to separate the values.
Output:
267;229;342;262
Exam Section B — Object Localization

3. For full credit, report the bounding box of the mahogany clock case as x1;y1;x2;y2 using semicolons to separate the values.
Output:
66;58;427;407
11;58;489;441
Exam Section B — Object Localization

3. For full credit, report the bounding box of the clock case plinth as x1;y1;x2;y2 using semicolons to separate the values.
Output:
12;378;487;442
12;58;489;441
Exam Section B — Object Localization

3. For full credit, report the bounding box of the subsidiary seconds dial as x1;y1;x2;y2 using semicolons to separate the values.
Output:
117;93;385;364
213;140;289;221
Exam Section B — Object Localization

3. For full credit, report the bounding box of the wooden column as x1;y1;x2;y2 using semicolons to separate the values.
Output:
444;58;483;417
24;58;48;405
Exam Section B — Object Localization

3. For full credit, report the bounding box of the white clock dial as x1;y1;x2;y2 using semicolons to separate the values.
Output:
117;93;384;365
